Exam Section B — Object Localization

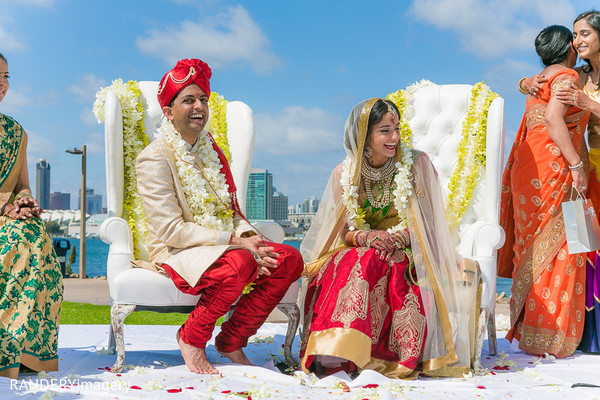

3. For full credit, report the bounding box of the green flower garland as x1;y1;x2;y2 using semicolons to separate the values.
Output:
94;80;231;259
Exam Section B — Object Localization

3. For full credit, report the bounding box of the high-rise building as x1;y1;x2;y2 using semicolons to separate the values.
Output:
301;196;320;213
78;187;103;214
50;192;71;210
35;159;50;209
246;168;273;220
272;191;288;221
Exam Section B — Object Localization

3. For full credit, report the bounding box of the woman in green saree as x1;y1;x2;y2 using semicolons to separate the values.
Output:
0;53;63;378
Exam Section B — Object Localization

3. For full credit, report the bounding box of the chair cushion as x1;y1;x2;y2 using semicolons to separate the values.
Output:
111;267;199;306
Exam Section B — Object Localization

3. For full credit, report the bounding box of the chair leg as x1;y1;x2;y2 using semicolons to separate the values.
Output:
473;307;489;375
276;303;300;367
108;322;116;354
110;304;136;373
487;310;497;356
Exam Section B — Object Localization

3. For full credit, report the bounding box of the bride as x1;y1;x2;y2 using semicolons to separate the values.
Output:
299;98;478;379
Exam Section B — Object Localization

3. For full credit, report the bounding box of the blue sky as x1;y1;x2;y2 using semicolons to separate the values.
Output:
0;0;597;208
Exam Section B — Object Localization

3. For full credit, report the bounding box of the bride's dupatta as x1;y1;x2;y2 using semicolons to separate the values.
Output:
301;99;478;376
0;114;26;208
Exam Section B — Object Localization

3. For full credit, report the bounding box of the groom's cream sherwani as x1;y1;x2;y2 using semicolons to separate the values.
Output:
134;135;256;286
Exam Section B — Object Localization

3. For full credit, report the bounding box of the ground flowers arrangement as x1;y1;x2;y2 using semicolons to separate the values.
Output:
386;80;499;228
94;80;233;255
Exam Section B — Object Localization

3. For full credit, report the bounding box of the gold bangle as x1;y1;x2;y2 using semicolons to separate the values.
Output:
15;192;32;200
518;77;529;95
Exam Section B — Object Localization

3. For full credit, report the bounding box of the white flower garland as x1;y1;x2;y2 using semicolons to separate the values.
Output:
160;120;234;232
342;144;413;233
93;79;149;259
445;82;498;226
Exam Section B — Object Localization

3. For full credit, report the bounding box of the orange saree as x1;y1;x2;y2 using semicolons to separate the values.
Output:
497;69;591;358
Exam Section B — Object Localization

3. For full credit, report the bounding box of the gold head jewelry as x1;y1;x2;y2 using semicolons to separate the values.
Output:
157;66;197;95
387;102;398;120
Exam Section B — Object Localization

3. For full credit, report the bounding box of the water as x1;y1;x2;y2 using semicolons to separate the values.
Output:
63;237;511;295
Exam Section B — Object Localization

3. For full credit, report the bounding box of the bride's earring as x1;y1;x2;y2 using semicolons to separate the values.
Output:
364;146;372;159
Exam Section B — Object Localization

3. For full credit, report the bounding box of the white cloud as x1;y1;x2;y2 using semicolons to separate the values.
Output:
484;58;539;92
79;108;98;126
409;0;576;59
0;26;25;51
0;89;29;115
26;129;57;159
84;132;105;155
69;73;106;103
13;0;54;5
254;106;343;155
136;5;282;73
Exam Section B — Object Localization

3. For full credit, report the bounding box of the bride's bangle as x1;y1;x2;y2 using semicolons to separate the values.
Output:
1;202;9;216
569;160;584;171
15;192;32;201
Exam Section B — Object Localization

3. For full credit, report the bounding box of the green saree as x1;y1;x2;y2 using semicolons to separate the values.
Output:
0;113;63;379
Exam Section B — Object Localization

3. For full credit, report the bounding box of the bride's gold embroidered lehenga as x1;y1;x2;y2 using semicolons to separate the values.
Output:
299;99;479;379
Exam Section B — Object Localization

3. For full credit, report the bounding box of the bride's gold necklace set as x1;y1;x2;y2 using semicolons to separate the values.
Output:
361;157;396;209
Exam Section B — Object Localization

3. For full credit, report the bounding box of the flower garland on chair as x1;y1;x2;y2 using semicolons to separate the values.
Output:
160;120;235;231
345;80;499;233
94;79;149;259
208;93;231;162
445;82;498;226
386;81;498;229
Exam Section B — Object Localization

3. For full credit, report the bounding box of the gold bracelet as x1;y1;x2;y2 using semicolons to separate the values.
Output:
518;77;529;94
15;192;32;200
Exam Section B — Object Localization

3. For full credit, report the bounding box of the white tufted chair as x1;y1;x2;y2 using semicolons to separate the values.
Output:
407;84;505;363
99;81;300;372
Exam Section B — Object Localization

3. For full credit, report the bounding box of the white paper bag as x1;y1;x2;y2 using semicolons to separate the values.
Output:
562;189;600;254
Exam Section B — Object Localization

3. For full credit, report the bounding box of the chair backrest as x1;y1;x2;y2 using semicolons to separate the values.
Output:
407;84;505;246
104;81;255;220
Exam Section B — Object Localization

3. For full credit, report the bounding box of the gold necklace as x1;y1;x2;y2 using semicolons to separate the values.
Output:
361;157;396;209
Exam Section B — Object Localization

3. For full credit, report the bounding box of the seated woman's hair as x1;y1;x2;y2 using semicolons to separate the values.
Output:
535;25;573;67
366;99;401;140
0;53;6;63
574;10;600;72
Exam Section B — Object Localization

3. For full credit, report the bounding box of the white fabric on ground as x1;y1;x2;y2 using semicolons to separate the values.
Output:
1;324;600;399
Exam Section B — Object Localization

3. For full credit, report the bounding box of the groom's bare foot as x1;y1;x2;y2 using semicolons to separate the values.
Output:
176;331;218;374
217;347;253;366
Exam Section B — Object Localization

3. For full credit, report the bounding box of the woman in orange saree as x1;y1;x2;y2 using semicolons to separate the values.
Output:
498;26;592;358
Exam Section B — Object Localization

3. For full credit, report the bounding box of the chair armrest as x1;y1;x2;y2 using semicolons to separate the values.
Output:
458;221;505;258
458;221;506;312
99;217;134;289
252;221;285;244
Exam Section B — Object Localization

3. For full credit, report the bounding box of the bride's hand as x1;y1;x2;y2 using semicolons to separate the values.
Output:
366;230;394;252
556;83;592;110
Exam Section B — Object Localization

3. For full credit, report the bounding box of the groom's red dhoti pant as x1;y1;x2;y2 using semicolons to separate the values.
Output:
162;242;303;352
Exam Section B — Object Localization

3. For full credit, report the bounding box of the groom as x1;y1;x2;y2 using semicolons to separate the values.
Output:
135;58;303;374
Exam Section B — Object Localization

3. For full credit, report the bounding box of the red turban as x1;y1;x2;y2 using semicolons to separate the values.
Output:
157;58;212;108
